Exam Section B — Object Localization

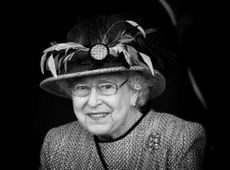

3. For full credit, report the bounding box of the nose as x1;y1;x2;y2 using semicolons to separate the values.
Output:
87;87;101;107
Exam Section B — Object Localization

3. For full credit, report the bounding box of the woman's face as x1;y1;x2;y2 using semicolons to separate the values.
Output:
71;73;137;139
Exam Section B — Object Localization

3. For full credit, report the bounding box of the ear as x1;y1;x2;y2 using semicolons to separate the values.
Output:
130;90;139;106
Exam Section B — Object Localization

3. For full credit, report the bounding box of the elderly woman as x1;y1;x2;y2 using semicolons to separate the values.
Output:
39;14;206;170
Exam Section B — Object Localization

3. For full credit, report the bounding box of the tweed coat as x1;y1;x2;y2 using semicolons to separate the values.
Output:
40;110;206;170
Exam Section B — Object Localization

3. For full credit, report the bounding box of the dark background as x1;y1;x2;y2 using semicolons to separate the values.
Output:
5;0;226;169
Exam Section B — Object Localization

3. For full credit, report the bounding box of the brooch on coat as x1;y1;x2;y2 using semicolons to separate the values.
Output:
145;131;161;152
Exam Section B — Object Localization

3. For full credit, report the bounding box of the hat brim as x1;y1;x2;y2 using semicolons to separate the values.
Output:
40;66;166;99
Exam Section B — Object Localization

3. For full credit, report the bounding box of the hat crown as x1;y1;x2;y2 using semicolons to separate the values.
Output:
40;15;158;78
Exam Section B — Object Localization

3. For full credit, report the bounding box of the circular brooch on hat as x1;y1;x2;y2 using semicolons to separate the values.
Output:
89;43;109;60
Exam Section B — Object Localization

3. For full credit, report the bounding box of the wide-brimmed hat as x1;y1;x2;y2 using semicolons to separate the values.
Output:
40;17;166;99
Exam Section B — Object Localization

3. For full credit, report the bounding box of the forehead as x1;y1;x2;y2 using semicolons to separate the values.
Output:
75;72;127;83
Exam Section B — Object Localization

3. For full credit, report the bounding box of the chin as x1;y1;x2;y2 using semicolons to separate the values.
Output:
86;123;111;136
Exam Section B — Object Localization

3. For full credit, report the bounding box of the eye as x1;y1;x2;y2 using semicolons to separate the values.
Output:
98;83;116;90
74;84;89;91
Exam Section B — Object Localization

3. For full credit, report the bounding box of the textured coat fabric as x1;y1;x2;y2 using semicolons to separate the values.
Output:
40;110;206;170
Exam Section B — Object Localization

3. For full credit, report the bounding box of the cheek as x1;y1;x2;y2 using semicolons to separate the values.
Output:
110;91;131;120
72;98;87;122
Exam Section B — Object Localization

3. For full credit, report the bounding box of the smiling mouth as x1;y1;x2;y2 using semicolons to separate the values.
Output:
87;112;109;120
